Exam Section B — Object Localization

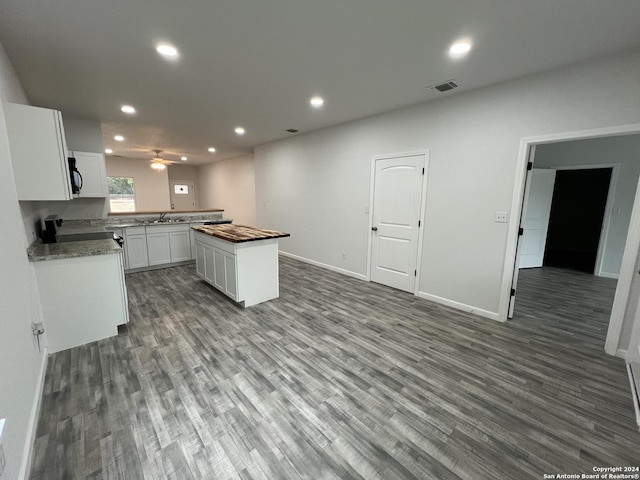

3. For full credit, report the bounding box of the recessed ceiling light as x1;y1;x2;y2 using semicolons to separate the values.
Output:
208;147;216;153
114;135;125;142
235;127;245;135
156;44;178;58
105;148;113;154
310;96;324;108
449;41;472;56
181;156;187;161
121;105;136;114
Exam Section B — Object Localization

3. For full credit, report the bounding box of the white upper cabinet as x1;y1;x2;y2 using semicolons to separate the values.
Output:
3;102;73;201
70;151;108;197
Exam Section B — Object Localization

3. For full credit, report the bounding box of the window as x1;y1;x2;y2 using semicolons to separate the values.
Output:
107;177;136;212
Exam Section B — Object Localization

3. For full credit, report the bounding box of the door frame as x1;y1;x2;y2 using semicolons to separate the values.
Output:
547;163;619;278
499;123;640;330
366;150;429;296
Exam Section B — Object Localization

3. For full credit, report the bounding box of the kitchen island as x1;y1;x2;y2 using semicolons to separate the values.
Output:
192;224;290;307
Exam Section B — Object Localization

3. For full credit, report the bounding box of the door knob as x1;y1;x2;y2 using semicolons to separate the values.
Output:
371;226;378;231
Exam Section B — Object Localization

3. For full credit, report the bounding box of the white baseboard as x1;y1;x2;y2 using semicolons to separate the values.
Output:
19;347;48;480
278;251;368;281
598;271;620;280
416;291;501;322
616;347;629;359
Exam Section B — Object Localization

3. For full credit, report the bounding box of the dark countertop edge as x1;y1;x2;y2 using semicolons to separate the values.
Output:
192;228;290;244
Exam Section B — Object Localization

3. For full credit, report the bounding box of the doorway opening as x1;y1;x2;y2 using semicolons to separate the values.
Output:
501;128;640;358
544;168;612;273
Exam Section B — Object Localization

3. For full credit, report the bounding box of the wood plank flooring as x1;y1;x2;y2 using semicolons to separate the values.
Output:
30;259;639;479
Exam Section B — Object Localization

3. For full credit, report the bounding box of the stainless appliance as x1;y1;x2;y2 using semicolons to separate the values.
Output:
68;156;83;194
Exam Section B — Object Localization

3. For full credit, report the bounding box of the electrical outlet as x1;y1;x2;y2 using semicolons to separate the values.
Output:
364;205;370;214
494;211;509;223
342;251;347;260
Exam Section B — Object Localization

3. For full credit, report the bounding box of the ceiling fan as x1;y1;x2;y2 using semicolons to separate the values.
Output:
149;149;178;171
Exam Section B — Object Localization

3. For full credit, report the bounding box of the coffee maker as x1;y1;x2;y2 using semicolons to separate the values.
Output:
42;215;62;244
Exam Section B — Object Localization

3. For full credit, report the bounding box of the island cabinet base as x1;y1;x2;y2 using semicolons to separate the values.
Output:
194;231;280;307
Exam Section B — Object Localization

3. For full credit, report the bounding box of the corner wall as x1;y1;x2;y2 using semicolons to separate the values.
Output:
197;154;256;226
255;48;640;318
0;41;47;480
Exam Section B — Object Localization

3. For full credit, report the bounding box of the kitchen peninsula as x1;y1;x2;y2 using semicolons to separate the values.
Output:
192;224;290;307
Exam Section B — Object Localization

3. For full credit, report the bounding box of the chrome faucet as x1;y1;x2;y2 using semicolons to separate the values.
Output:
158;212;168;222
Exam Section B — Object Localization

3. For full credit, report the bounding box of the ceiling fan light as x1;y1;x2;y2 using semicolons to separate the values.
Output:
150;162;166;171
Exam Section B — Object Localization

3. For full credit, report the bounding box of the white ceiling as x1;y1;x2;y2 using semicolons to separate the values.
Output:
1;0;640;165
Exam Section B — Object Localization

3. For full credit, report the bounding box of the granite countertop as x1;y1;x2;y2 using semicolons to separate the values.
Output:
28;239;122;262
109;219;233;228
108;208;223;216
192;224;290;243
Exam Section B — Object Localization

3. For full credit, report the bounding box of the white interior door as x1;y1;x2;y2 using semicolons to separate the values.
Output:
370;154;425;293
170;180;195;210
519;169;556;268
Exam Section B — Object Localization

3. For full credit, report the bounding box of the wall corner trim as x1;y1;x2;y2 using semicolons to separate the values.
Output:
18;347;48;480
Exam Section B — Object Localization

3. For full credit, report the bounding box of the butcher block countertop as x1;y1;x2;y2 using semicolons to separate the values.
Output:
192;224;290;243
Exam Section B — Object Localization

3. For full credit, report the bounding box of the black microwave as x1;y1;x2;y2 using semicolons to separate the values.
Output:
68;157;83;194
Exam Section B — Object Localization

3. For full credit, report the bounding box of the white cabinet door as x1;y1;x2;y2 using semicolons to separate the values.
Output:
72;151;108;197
213;248;226;291
125;234;149;269
169;231;191;262
195;242;206;277
4;103;72;201
223;253;238;299
204;245;215;284
147;232;171;266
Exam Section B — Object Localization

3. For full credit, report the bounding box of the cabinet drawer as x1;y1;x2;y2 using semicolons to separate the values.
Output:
146;223;190;234
125;226;146;235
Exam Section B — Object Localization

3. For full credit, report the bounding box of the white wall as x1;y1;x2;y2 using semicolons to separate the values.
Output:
105;156;171;212
197;154;256;225
255;48;640;318
534;135;640;277
0;41;46;480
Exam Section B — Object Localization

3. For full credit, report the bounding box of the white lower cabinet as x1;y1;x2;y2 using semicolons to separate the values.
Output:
124;227;149;269
123;224;191;271
147;231;171;266
194;231;279;307
33;252;128;354
170;230;191;262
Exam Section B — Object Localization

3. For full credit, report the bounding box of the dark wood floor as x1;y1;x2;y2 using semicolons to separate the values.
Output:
31;259;638;479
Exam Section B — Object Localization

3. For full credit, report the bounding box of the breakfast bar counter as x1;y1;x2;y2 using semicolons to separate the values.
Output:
192;225;290;307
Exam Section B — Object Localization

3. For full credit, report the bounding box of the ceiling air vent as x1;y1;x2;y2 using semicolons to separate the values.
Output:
428;79;459;92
